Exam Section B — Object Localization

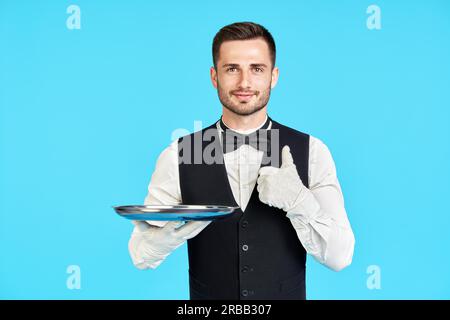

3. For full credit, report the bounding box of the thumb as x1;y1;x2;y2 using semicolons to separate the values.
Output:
163;220;185;231
281;145;294;168
175;221;212;239
258;166;278;177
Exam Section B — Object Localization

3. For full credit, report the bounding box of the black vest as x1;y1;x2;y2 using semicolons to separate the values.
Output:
178;117;310;300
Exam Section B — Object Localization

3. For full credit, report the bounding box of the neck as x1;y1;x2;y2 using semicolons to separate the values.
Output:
221;107;268;131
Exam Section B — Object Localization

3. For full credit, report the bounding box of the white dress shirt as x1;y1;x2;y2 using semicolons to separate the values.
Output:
129;115;355;271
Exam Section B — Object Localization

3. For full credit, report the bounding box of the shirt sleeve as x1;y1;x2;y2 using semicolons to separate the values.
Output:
286;136;355;271
128;139;182;269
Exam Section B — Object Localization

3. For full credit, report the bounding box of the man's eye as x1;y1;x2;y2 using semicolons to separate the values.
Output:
254;67;263;72
227;67;237;72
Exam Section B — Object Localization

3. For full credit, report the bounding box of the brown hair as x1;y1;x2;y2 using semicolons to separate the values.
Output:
212;22;276;70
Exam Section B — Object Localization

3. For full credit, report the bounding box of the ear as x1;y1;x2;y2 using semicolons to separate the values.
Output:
210;66;218;89
270;66;279;89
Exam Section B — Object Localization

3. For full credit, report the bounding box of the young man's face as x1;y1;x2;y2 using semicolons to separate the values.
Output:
211;38;279;116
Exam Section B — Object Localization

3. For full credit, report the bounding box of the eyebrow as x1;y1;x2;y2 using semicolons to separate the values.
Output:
222;63;268;68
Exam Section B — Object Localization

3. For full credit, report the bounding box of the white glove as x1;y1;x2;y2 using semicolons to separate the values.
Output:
129;220;211;269
257;145;306;212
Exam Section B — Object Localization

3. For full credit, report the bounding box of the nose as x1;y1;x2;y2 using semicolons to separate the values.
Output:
238;69;251;88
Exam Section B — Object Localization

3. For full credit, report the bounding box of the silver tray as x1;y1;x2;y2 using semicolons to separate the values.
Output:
113;205;240;221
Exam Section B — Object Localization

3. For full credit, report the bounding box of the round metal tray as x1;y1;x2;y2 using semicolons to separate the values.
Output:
113;205;239;221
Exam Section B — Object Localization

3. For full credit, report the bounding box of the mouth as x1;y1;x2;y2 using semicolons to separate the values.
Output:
233;92;254;101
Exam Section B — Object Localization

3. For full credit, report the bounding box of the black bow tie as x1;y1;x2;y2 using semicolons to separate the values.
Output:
220;117;272;154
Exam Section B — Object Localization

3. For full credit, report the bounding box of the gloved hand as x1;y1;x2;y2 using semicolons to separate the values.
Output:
257;145;306;212
129;220;211;269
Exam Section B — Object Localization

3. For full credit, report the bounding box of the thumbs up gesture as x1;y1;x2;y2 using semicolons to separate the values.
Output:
257;145;305;212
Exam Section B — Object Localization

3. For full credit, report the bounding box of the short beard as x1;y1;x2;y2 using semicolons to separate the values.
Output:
217;81;271;116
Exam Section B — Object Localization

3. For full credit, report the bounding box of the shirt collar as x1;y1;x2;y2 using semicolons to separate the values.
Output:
216;114;272;134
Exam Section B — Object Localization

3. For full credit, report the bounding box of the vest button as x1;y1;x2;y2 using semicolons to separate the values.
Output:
241;266;249;273
241;289;248;297
241;220;248;228
242;244;249;251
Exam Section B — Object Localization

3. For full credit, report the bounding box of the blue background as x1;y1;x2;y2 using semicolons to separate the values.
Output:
1;0;449;299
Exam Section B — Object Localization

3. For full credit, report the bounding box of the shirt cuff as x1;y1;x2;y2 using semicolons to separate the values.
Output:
286;186;321;224
133;257;165;270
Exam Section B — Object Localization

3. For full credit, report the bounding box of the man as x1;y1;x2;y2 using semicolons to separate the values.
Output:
128;22;355;300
